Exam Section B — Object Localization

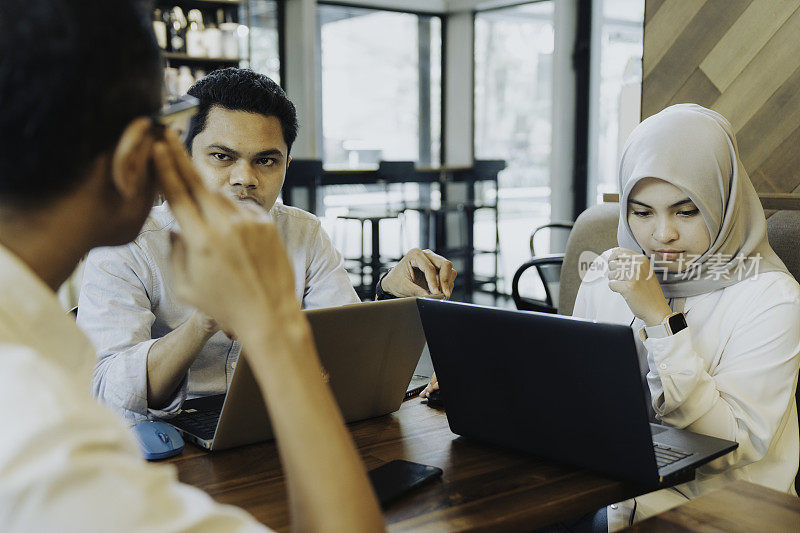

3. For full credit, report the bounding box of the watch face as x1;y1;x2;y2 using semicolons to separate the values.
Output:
667;312;688;332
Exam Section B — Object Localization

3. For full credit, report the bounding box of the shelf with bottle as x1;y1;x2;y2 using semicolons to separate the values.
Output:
164;64;214;101
152;3;247;62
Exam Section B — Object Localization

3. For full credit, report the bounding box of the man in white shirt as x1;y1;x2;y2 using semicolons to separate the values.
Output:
0;1;383;530
78;68;456;421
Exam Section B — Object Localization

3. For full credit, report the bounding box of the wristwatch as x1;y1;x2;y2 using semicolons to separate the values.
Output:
638;311;687;341
375;272;397;301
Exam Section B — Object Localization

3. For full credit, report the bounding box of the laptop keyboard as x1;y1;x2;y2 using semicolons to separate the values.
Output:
168;399;224;441
654;443;693;468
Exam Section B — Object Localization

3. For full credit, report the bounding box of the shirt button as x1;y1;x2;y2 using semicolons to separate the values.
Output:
231;361;237;370
610;504;619;510
659;363;667;370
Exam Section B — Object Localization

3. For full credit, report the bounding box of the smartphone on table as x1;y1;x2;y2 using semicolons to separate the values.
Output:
368;459;443;507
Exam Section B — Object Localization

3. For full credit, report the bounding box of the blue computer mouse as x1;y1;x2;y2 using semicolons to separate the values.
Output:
131;421;184;461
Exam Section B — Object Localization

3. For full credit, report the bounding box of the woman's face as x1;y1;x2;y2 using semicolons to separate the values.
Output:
627;178;711;273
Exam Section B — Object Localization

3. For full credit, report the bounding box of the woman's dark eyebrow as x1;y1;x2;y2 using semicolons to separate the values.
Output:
669;198;694;208
629;198;694;209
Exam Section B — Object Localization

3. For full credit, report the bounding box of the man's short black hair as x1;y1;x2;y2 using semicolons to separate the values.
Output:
0;0;162;208
185;68;298;154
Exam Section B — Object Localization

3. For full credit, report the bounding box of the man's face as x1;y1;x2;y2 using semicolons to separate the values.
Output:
190;106;289;210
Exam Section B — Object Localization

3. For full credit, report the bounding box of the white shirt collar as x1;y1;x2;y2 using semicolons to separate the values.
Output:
0;244;95;385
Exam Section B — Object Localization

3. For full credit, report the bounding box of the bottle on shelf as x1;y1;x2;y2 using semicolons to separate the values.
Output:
203;10;223;58
168;6;187;54
218;9;239;59
152;9;167;50
164;66;180;99
177;66;195;95
185;9;206;57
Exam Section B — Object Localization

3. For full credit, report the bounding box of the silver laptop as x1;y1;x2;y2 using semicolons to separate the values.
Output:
164;297;426;450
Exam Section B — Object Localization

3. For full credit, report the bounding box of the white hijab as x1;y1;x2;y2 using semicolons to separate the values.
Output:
617;104;790;298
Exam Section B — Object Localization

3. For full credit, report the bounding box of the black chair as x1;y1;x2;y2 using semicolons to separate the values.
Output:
511;203;620;315
529;222;574;256
511;222;574;314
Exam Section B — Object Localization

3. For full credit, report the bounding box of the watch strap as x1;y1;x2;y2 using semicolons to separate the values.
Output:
643;322;670;339
375;272;397;300
638;312;687;341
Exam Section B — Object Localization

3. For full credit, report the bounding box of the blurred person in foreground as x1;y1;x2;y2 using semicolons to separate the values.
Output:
0;1;383;531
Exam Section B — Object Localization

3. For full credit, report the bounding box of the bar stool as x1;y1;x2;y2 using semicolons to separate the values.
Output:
334;161;417;298
337;207;404;299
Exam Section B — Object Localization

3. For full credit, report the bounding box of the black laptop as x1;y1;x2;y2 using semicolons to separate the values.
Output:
416;299;737;488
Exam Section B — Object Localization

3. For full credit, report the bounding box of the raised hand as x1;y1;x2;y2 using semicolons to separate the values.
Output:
606;247;672;326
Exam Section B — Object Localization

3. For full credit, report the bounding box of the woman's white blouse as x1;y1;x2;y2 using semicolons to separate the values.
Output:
573;252;800;529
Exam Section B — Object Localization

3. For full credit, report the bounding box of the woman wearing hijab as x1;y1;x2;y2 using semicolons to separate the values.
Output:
573;104;800;531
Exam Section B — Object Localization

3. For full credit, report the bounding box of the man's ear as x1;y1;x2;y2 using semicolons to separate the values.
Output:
111;117;155;199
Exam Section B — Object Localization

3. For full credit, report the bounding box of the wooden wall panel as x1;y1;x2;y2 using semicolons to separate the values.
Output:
643;0;800;193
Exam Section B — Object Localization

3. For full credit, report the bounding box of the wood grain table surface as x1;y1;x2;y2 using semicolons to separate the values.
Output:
623;479;800;532
167;398;647;532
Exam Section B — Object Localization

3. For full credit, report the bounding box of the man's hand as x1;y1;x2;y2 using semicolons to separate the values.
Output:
420;372;438;398
607;248;672;326
381;248;457;299
146;309;222;409
193;310;220;335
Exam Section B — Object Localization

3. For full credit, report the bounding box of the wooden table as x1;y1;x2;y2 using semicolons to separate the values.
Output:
167;398;645;532
624;480;800;532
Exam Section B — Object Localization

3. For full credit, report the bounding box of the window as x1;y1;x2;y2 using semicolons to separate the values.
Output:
244;0;281;84
474;1;555;292
588;0;644;202
318;4;441;169
316;4;443;270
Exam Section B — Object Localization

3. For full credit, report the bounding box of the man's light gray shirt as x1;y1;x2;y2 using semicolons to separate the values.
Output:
78;202;359;422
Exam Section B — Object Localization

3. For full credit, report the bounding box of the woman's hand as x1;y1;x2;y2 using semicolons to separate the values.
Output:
606;248;672;326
